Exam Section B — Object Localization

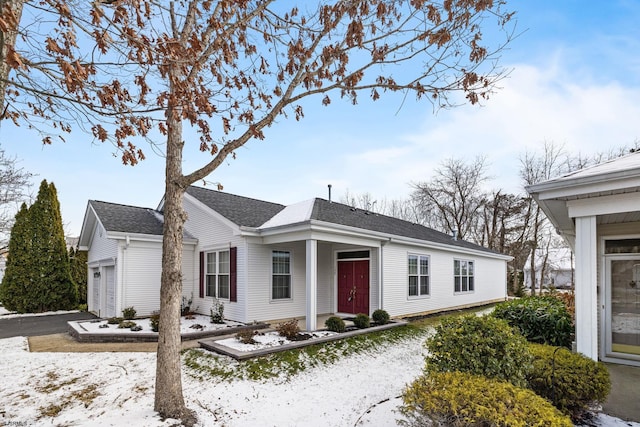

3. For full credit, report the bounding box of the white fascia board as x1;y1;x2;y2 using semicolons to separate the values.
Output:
106;231;198;246
183;192;241;234
567;192;640;218
78;202;98;249
527;172;640;201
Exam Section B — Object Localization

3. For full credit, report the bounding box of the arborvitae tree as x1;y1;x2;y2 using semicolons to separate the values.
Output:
0;202;32;312
69;246;87;305
29;180;77;311
1;180;77;312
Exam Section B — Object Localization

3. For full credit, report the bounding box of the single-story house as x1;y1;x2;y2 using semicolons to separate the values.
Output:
78;186;511;330
523;247;574;290
527;151;640;367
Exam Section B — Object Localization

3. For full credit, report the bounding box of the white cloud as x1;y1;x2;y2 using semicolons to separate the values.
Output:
340;58;640;199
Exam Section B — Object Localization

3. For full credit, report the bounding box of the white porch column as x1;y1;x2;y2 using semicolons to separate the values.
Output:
305;239;318;331
574;215;598;360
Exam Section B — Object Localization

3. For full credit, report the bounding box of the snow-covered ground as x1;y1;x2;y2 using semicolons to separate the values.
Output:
73;314;244;334
0;310;638;426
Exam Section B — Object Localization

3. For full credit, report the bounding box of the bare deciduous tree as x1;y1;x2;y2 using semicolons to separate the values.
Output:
0;147;32;247
2;1;516;423
411;156;489;240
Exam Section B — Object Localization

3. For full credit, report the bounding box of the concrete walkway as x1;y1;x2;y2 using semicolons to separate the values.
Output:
602;363;640;423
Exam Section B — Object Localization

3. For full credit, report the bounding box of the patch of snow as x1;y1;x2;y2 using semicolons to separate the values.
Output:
73;314;243;335
0;311;638;427
0;308;78;319
217;330;336;352
259;198;315;228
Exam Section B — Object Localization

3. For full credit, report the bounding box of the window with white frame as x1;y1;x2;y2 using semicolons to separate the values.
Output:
272;250;291;299
408;254;430;297
206;250;230;299
454;259;474;293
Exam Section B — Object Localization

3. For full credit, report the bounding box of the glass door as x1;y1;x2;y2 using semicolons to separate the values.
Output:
606;257;640;360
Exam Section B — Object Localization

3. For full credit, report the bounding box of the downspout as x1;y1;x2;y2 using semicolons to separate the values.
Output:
121;236;130;315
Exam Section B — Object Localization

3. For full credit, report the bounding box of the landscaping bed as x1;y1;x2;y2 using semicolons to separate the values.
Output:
67;314;269;343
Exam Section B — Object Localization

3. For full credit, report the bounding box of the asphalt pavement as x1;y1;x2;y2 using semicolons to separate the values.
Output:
0;312;97;339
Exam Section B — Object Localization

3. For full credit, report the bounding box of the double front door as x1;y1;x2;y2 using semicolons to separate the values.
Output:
337;260;369;315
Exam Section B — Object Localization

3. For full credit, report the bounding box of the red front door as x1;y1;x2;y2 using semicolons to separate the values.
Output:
338;260;370;315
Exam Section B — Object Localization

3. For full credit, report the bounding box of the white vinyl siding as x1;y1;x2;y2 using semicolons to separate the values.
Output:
183;195;245;322
382;242;506;318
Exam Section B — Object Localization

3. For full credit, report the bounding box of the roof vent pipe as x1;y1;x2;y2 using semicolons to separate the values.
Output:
328;184;332;203
452;229;458;240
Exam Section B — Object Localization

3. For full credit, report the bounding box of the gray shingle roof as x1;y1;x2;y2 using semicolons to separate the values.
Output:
310;198;498;254
90;200;165;235
186;186;498;255
186;186;285;227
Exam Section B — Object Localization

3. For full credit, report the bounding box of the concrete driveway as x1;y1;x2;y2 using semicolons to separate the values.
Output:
0;312;97;339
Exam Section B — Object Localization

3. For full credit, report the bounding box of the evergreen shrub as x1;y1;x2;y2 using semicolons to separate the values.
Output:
527;343;611;419
424;315;532;387
492;296;573;348
150;311;160;332
372;309;390;325
122;306;136;320
325;316;346;333
118;320;137;329
399;371;573;427
236;329;258;344
353;313;370;329
210;299;225;324
107;317;123;325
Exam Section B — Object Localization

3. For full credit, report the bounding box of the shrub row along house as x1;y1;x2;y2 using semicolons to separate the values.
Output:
78;186;510;330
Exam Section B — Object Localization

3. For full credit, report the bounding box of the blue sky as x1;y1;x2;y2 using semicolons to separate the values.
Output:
2;1;640;237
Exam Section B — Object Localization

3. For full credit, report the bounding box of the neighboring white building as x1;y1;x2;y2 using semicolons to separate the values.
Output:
527;151;640;367
524;247;574;290
78;186;511;330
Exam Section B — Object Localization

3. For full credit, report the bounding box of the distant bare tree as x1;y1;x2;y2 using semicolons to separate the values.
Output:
340;189;423;223
411;156;488;240
0;147;32;247
520;142;569;295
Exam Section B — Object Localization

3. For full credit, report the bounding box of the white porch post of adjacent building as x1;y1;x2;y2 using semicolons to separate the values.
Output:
574;215;599;360
305;239;318;331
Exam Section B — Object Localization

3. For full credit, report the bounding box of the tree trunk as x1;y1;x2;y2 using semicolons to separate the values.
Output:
0;0;24;116
154;101;196;426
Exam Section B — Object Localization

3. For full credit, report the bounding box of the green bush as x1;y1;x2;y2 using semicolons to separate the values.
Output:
399;371;572;427
527;343;611;419
118;320;137;329
492;296;573;348
276;319;300;340
353;313;370;329
77;303;88;312
372;309;390;325
210;299;225;324
325;316;346;333
424;315;532;387
150;311;160;332
236;329;258;344
122;306;136;320
107;317;123;325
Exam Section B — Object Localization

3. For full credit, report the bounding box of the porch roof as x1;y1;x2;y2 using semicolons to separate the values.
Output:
526;151;640;247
